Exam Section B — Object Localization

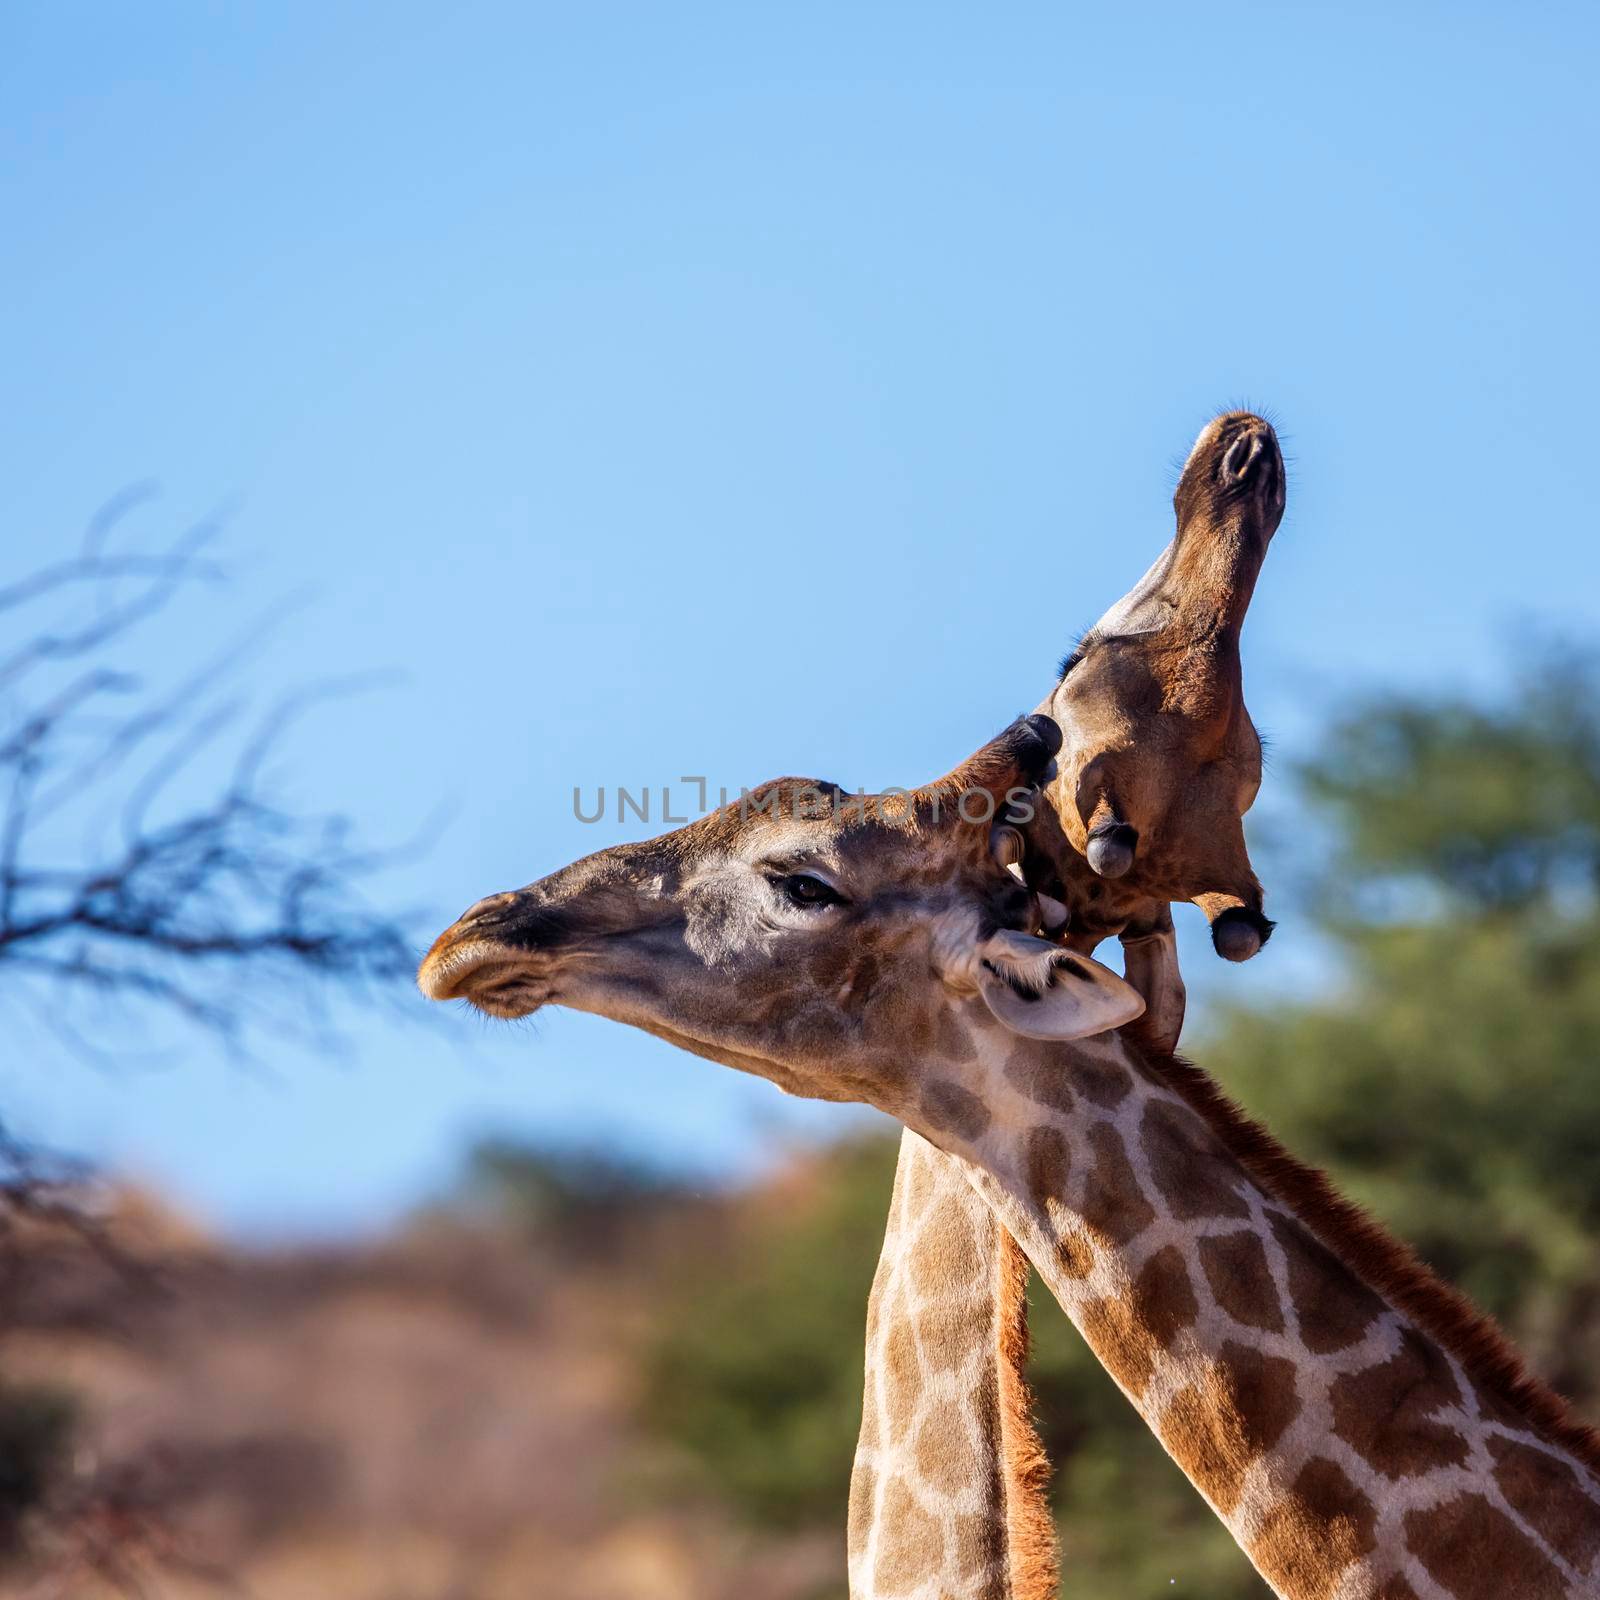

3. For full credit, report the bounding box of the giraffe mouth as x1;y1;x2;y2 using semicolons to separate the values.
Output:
417;937;550;1019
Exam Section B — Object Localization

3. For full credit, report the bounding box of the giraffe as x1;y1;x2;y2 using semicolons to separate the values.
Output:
418;716;1600;1598
853;1121;1055;1600
853;408;1285;1599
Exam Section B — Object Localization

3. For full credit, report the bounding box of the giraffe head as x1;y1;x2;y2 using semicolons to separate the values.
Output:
418;716;1144;1117
1035;409;1283;963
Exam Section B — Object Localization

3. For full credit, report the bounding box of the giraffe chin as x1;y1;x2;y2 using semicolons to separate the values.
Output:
416;938;549;1019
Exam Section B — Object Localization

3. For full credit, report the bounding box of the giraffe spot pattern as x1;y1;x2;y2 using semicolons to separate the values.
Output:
1138;1243;1201;1347
1021;1125;1094;1277
1404;1492;1568;1600
1140;1099;1250;1221
1072;1050;1134;1107
1200;1229;1286;1333
1004;1047;1075;1115
1488;1433;1600;1576
857;1384;881;1451
1469;1372;1530;1430
1054;1233;1095;1279
950;1510;1005;1584
934;1005;976;1062
920;1078;991;1142
1079;1292;1156;1394
1079;1244;1199;1397
872;1476;945;1595
880;1072;1598;1598
1024;1124;1070;1200
880;1315;923;1429
902;1140;941;1212
846;1461;875;1561
914;1408;988;1497
916;1300;994;1373
1247;1455;1377;1600
907;1194;988;1300
863;1284;884;1344
1372;1578;1420;1599
1158;1341;1300;1516
1268;1211;1386;1353
1329;1327;1470;1480
812;944;882;1007
1079;1123;1157;1246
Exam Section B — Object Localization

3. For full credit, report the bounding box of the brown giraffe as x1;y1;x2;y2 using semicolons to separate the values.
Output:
853;1124;1054;1600
419;716;1600;1598
853;409;1284;1600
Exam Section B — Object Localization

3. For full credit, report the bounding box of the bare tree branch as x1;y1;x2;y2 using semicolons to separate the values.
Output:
0;497;422;1071
0;517;225;694
0;496;432;1591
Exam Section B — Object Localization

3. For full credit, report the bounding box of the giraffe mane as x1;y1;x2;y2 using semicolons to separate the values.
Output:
994;1227;1059;1600
1125;1018;1600;1477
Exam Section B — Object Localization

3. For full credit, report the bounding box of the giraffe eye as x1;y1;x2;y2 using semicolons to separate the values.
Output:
777;873;843;909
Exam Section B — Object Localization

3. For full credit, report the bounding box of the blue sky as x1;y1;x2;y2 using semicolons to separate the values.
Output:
3;2;1597;1236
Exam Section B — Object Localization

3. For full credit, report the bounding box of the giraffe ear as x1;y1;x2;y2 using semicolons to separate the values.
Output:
976;930;1145;1040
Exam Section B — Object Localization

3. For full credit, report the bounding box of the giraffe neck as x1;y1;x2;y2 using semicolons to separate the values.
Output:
849;1129;1055;1600
908;1023;1600;1600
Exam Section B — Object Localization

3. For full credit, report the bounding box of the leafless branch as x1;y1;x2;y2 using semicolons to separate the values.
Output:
0;496;431;1589
0;497;422;1072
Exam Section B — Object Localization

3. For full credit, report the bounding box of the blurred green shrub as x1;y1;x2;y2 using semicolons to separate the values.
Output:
1217;647;1600;1402
639;1137;893;1531
457;1139;682;1258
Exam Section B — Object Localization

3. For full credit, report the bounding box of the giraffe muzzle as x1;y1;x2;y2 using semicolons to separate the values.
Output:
417;893;573;1016
1216;420;1285;525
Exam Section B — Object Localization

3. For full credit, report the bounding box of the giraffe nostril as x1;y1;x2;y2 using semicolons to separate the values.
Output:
459;891;517;927
1220;425;1280;491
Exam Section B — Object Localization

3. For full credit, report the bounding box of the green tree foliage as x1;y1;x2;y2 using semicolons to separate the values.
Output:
639;1138;894;1533
458;1139;680;1258
1217;649;1600;1401
635;652;1600;1597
